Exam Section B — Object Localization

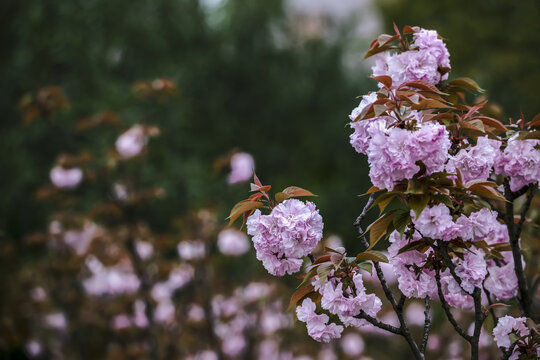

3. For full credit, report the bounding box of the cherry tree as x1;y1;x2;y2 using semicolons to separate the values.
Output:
229;25;540;360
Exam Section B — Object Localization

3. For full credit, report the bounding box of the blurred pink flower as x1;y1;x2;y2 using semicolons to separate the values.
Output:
64;221;103;255
341;332;365;357
83;256;141;296
112;314;132;329
25;340;42;357
187;303;206;323
115;125;147;159
217;229;250;256
221;334;247;357
227;152;255;184
136;240;154;260
177;240;206;260
50;165;83;189
154;298;175;323
45;312;67;330
133;300;149;328
405;302;427;326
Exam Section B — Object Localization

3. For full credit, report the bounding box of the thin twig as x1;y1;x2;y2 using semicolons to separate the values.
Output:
354;195;424;360
435;268;471;341
503;180;535;320
420;296;431;354
355;310;402;335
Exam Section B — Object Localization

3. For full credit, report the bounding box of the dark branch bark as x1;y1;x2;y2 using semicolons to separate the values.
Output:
420;296;431;355
435;268;471;341
355;310;402;335
503;181;535;320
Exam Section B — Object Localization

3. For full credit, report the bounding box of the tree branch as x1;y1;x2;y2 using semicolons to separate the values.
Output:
435;268;471;342
503;180;535;320
355;194;424;360
420;296;431;355
355;310;402;335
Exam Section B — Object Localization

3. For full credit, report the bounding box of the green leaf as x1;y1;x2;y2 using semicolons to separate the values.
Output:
397;240;427;254
516;130;540;140
405;178;424;194
358;262;373;275
317;263;334;286
356;250;389;263
449;77;484;92
433;194;453;208
364;212;396;250
393;211;411;237
408;194;430;218
297;267;318;289
370;192;396;213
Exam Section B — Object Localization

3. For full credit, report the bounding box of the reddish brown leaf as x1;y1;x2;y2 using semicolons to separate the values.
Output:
287;285;315;311
227;201;263;226
371;75;393;89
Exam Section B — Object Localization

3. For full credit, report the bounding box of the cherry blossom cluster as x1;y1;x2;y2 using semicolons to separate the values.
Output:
493;316;539;359
296;269;383;343
388;206;518;308
246;199;324;276
349;27;539;192
372;29;451;86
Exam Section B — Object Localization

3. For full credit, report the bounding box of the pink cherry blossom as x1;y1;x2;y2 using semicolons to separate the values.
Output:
446;137;500;183
246;199;323;276
493;316;529;349
494;138;540;191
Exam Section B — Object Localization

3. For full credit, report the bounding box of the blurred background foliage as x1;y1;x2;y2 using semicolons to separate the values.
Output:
377;0;540;118
1;0;539;358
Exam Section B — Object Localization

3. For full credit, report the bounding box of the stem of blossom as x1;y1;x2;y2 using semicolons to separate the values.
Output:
420;296;431;355
355;194;424;360
483;287;498;324
503;181;535;320
434;268;471;342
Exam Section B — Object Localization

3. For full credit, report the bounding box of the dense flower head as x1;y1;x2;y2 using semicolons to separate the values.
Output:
453;250;487;294
411;204;458;241
446;136;500;183
366;119;451;190
492;316;530;349
115;125;147;159
372;28;450;87
296;298;343;343
50;166;83;189
246;199;324;276
494;138;540;192
484;263;518;300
